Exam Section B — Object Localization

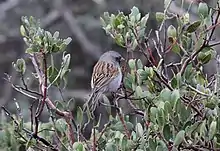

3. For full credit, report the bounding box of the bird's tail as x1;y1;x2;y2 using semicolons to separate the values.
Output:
83;91;102;118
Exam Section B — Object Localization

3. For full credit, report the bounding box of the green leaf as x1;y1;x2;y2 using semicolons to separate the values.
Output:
156;140;168;151
182;13;190;24
186;21;201;33
156;12;165;23
137;69;144;84
129;6;140;22
198;52;212;64
77;107;83;124
60;53;71;79
164;101;172;116
174;130;185;146
128;59;136;70
172;43;180;55
157;109;165;128
131;39;138;50
140;13;149;28
135;123;144;137
215;133;220;148
180;105;191;122
149;138;157;150
59;43;67;52
185;122;201;138
135;86;143;98
171;73;182;88
20;25;26;36
171;76;177;89
25;48;34;53
209;120;217;140
55;101;64;111
174;99;181;119
167;25;177;38
160;88;171;101
150;107;158;123
120;135;127;150
171;89;180;105
137;59;143;69
72;142;85;151
111;121;133;132
106;142;117;151
163;124;172;141
200;120;207;138
53;31;59;39
115;34;124;47
198;47;214;64
13;58;26;74
205;101;216;110
51;44;60;53
47;66;60;86
198;2;209;18
55;119;67;133
124;73;134;90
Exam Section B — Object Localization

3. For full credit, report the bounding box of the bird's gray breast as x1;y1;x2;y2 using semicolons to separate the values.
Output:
107;70;122;92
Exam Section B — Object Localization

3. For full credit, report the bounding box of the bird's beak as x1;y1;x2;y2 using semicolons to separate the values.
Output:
121;57;125;61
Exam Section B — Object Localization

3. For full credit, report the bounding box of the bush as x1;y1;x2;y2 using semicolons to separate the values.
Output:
1;0;220;151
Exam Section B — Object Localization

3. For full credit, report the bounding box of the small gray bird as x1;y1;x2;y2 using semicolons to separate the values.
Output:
84;51;124;117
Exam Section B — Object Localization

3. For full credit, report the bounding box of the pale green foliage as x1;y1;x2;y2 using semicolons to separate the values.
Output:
2;1;220;151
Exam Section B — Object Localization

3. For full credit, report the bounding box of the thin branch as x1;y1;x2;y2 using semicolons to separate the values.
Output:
36;52;48;118
64;113;75;145
207;4;220;44
115;97;130;139
186;84;211;97
93;125;96;151
97;121;111;142
208;41;220;47
180;42;206;76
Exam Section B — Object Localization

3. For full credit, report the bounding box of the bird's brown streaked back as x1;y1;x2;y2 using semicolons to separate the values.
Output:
91;61;119;90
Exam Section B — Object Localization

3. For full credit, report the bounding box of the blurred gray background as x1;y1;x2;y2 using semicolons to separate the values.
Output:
0;0;217;122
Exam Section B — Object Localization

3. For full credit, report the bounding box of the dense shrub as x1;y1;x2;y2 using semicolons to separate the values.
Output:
1;0;220;151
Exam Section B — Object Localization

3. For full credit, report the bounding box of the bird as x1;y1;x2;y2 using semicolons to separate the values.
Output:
83;51;124;118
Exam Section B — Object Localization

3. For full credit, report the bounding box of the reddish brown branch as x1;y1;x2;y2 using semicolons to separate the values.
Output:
146;47;157;66
64;113;75;145
117;110;130;139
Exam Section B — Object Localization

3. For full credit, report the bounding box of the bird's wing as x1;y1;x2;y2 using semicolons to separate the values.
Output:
91;61;119;93
83;61;120;118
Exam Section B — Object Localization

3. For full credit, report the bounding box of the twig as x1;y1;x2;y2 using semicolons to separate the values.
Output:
186;84;211;97
11;83;42;98
29;102;34;132
36;52;48;118
64;114;75;145
11;84;38;99
180;42;206;76
97;121;111;142
207;3;220;44
181;96;203;117
208;41;220;47
47;104;69;150
93;124;96;151
115;98;131;139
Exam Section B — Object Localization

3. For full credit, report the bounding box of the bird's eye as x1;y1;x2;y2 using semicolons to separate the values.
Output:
115;56;121;62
